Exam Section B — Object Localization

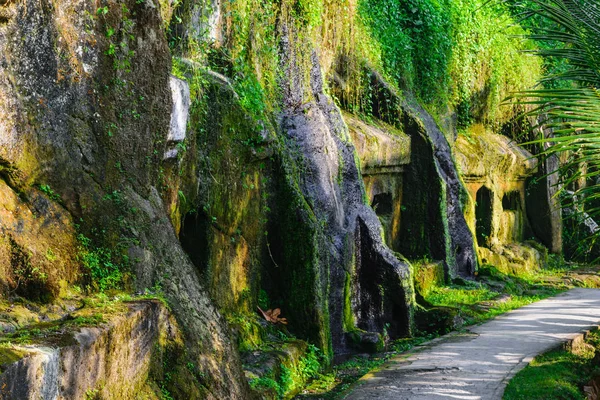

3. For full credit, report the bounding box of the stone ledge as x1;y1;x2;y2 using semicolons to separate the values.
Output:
0;299;176;399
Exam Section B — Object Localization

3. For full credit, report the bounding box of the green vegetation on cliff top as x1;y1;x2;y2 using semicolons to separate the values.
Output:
359;0;541;126
172;0;541;134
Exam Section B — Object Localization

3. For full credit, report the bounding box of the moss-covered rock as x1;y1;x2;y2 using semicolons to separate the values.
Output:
414;305;459;336
346;329;385;353
398;99;478;279
479;243;547;276
0;299;183;399
413;261;445;298
244;339;323;400
0;181;80;302
0;0;251;395
0;0;556;396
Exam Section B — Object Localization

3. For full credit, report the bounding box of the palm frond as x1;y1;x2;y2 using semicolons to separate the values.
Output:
508;0;600;258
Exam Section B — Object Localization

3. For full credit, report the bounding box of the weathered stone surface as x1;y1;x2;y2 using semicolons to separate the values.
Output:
414;305;460;335
271;23;413;357
455;126;537;182
171;65;269;317
0;0;250;395
0;300;173;399
176;0;222;46
121;187;251;398
164;76;190;160
525;146;562;254
346;113;411;175
333;68;477;280
401;99;478;279
414;261;445;297
346;330;384;353
0;298;81;334
479;242;547;276
0;181;80;301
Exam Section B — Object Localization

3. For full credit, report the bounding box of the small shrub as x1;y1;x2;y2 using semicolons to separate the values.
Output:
77;234;126;292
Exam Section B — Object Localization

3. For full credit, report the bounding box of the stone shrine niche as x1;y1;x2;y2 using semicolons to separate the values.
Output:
345;112;411;253
455;125;546;275
475;186;493;248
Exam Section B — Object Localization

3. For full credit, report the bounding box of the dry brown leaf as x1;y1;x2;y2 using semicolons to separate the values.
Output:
257;307;287;325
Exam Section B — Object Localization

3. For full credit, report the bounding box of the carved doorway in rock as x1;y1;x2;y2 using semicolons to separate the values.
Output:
476;186;493;247
179;210;210;276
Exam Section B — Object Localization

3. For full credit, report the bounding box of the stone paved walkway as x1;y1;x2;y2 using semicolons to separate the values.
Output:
343;288;600;400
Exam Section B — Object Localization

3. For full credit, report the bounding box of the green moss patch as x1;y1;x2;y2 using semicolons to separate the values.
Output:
418;264;563;330
413;261;445;297
297;352;399;399
0;293;153;347
0;346;29;373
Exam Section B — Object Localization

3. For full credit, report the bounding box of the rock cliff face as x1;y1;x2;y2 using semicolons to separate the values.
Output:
401;100;478;279
346;113;411;253
0;0;559;397
0;0;248;396
276;44;413;354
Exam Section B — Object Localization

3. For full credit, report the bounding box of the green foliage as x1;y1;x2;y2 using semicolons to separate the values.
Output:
278;364;293;397
504;0;572;90
39;184;61;202
226;312;264;352
293;0;323;29
425;284;497;306
246;338;325;399
391;334;436;353
160;387;175;400
70;313;105;327
77;234;126;292
234;72;269;122
358;0;541;122
249;376;280;394
298;353;390;399
421;264;565;326
219;0;279;116
299;344;324;380
258;289;270;310
359;0;450;104
85;389;100;400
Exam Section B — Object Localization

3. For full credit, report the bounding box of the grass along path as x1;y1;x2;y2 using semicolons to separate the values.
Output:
504;329;600;400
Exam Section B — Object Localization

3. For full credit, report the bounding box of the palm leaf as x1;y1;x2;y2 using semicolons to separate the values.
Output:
507;0;600;256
